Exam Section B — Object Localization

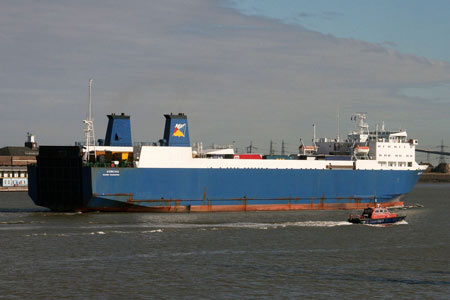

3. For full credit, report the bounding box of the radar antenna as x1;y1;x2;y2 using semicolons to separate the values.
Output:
351;112;369;134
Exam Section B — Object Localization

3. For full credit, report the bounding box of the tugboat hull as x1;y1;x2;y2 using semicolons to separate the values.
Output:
348;216;406;224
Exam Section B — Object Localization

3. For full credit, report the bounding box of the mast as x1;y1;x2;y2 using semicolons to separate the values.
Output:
83;79;96;162
336;105;340;142
312;124;316;146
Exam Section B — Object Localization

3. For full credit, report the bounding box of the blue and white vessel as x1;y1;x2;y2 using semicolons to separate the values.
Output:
28;112;425;212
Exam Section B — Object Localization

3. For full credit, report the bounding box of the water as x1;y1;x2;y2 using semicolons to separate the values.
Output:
1;184;449;300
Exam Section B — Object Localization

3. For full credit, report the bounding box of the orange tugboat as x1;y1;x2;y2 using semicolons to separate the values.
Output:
348;204;406;224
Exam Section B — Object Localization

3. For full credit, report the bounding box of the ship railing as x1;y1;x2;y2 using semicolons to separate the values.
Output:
83;161;134;168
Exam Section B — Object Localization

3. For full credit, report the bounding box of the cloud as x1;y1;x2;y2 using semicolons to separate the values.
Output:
293;11;342;21
321;11;343;20
381;41;397;47
0;0;449;150
296;12;315;19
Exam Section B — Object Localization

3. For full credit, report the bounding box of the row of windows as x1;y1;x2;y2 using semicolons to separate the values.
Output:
377;145;408;149
378;154;413;158
378;161;413;167
0;171;27;178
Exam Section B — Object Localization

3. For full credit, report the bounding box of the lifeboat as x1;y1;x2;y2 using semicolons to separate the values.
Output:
299;145;317;154
354;145;370;154
348;205;406;224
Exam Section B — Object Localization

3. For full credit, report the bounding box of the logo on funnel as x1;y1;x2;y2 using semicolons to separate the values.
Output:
172;123;186;137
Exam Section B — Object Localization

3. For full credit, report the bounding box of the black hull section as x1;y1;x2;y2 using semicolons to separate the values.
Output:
348;216;406;224
28;146;90;212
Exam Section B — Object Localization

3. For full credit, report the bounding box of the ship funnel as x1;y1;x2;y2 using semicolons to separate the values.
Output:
104;113;132;146
163;113;190;147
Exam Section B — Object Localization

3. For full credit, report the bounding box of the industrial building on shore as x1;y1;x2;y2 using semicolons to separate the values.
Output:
0;133;38;191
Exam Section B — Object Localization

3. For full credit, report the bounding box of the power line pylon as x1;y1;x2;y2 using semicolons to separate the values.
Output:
246;141;258;153
437;139;449;164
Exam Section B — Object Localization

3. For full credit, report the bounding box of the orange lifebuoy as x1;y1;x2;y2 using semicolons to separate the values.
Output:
110;163;115;168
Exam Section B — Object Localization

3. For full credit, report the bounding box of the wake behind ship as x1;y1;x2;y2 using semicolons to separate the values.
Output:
28;112;426;212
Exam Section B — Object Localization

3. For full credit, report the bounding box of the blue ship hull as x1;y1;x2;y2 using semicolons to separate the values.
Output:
78;167;420;212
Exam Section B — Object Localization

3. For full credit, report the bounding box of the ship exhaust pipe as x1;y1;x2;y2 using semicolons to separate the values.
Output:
162;113;190;147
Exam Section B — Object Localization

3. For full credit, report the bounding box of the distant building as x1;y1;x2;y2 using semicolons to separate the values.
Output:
0;133;38;189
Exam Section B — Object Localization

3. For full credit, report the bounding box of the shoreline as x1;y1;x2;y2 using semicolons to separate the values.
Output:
418;173;450;183
0;187;28;192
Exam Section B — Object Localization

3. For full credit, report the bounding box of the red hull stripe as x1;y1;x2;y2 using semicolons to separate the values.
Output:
84;201;404;213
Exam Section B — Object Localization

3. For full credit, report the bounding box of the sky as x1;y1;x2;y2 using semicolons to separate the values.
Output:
1;0;449;162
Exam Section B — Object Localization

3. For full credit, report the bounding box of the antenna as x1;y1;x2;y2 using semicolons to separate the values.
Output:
336;105;340;142
281;140;285;156
312;124;316;146
89;79;92;121
83;79;96;162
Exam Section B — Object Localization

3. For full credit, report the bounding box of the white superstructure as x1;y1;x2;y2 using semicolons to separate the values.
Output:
135;113;425;171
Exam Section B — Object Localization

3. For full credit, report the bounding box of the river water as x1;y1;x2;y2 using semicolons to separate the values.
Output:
1;184;449;299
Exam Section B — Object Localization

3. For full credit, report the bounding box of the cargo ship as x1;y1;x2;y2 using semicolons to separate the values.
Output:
28;112;426;212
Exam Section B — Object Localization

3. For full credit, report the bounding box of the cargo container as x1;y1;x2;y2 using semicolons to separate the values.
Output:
233;154;262;159
263;155;292;160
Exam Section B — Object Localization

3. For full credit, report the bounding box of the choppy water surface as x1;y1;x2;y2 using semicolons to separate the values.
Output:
1;184;449;299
